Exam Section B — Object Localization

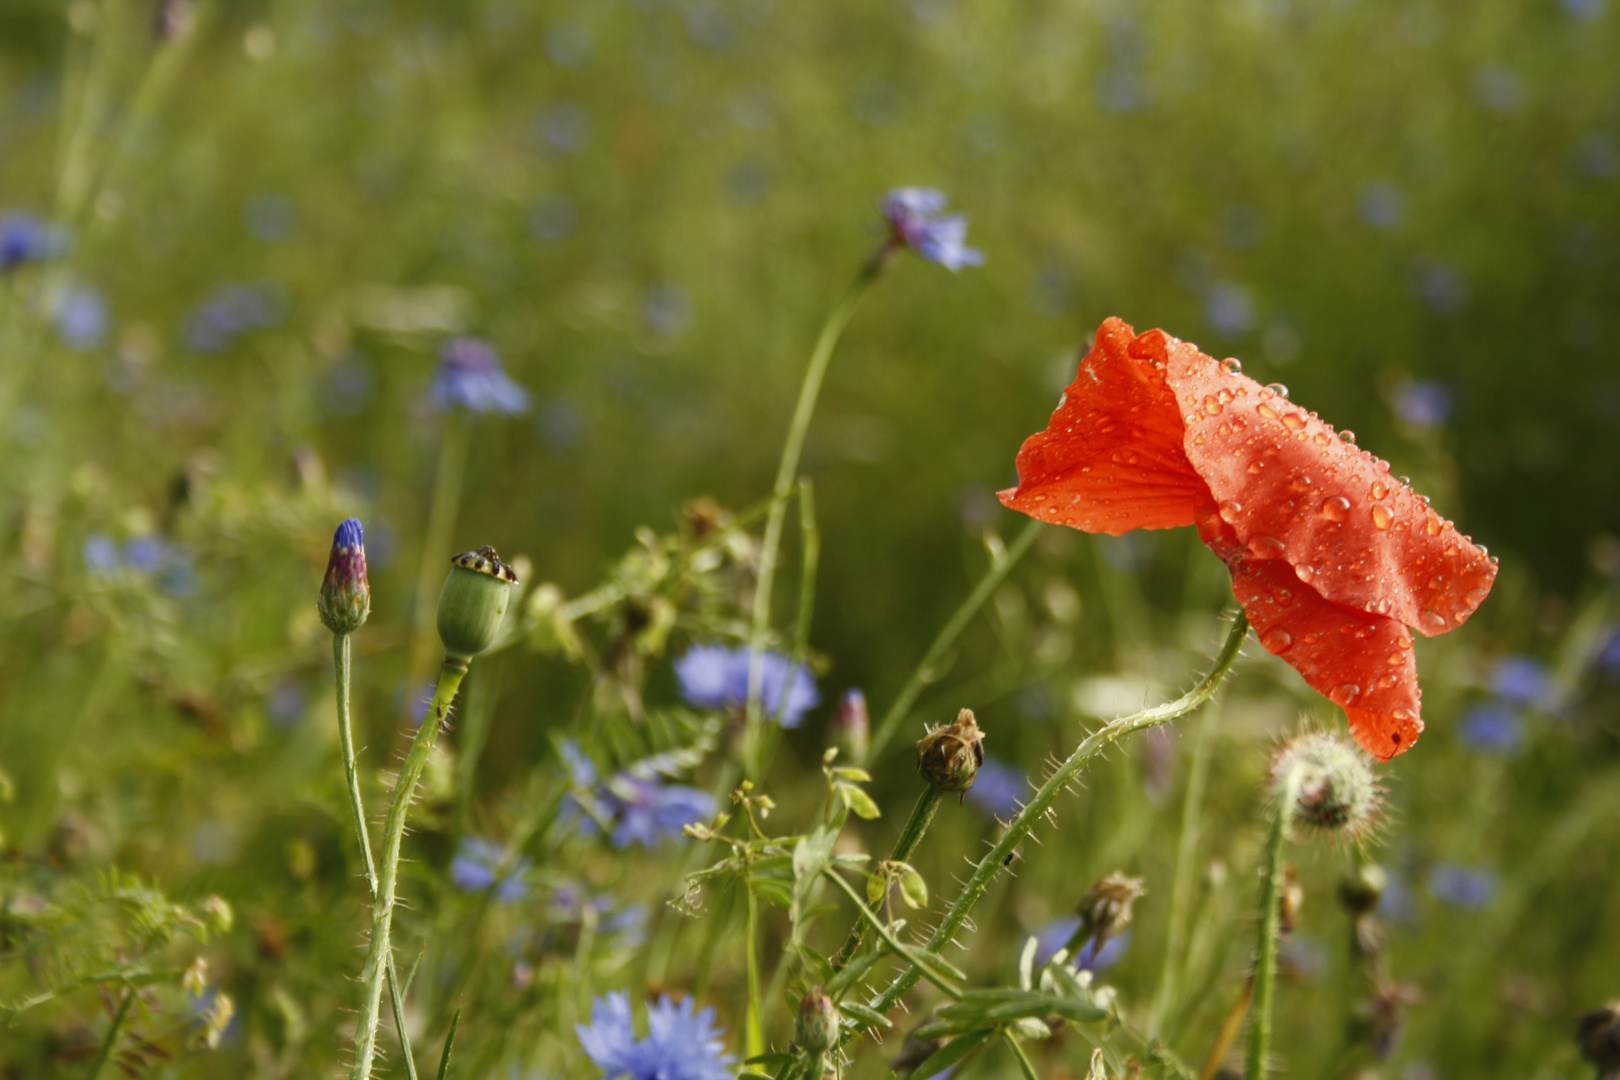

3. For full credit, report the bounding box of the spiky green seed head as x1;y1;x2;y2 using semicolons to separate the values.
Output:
437;546;517;662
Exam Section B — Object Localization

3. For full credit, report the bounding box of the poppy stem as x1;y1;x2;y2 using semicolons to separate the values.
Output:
840;611;1250;1049
743;261;883;778
1245;775;1297;1080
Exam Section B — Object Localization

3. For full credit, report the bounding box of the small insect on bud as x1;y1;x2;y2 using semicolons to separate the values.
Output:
1579;1002;1620;1080
317;518;370;635
1271;731;1380;840
795;986;839;1055
916;708;985;802
437;546;518;664
1076;871;1147;952
837;688;870;762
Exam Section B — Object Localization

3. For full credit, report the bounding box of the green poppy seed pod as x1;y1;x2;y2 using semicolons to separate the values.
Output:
1271;731;1381;839
795;986;838;1055
436;546;518;664
318;519;370;635
916;708;984;802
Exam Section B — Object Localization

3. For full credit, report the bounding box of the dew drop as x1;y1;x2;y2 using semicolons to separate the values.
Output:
1220;358;1243;375
1420;609;1448;632
1387;651;1404;665
1338;429;1357;444
1476;544;1489;557
1266;382;1289;398
1258;402;1279;420
1313;432;1331;445
1425;517;1442;536
1219;499;1243;523
1296;565;1315;583
1283;413;1306;431
1260;627;1293;653
1465;587;1489;607
1248;534;1287;559
1330;683;1361;707
1248;461;1265;474
1371;505;1393;530
1398;475;1411;486
1319;496;1351;523
1291;475;1314;492
1427;574;1445;589
1377;676;1395;689
1217;388;1235;404
1370;481;1389;500
1392;707;1413;723
1204;395;1223;416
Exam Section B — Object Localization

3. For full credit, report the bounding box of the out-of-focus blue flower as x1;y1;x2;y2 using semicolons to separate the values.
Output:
124;535;166;573
245;193;297;242
549;885;649;945
1458;701;1525;755
878;188;984;272
53;283;109;349
560;739;598;787
0;212;59;271
643;283;690;336
1358;182;1406;230
1562;0;1606;19
84;534;195;594
1491;656;1551;707
431;337;531;415
1206;281;1255;335
266;679;308;730
1411;261;1468;315
84;534;121;574
1474;65;1526;113
1031;918;1129;971
450;837;531;903
1575;132;1620;180
673;645;820;728
537;102;592;154
1428;862;1497;909
966;757;1025;819
185;282;281;352
1392;380;1453;428
577;992;736;1080
604;776;715;849
1594;627;1620;676
1376;871;1420;925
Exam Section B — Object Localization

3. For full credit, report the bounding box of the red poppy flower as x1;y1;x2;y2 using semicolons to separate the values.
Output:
999;317;1496;760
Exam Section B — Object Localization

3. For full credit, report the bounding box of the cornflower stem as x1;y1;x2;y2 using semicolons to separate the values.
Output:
819;866;961;1000
408;414;470;686
862;518;1044;766
351;658;468;1080
827;785;944;974
1244;776;1296;1080
743;263;882;778
745;883;765;1059
332;633;420;1080
847;612;1249;1043
83;987;133;1080
1147;698;1222;1039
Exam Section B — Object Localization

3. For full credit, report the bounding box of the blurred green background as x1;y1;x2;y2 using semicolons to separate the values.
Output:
1;0;1618;1076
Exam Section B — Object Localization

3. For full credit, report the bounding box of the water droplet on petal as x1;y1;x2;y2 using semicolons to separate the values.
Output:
1219;500;1243;523
1370;481;1388;500
1425;516;1442;536
1221;358;1243;374
1392;707;1413;723
1476;543;1489;557
1338;429;1357;444
1296;565;1315;583
1217;388;1234;404
1330;683;1361;707
1313;432;1331;445
1387;651;1404;665
1258;402;1279;420
1420;609;1448;632
1248;534;1287;559
1291;475;1313;492
1320;496;1351;523
1283;413;1306;431
1203;395;1223;416
1371;505;1393;530
1465;587;1489;607
1266;382;1289;398
1261;627;1293;653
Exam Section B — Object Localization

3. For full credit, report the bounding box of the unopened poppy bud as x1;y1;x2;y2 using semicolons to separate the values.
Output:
916;708;984;801
837;689;870;761
795;986;838;1054
317;519;370;635
1271;732;1380;839
1581;1003;1620;1080
437;546;518;664
1076;871;1147;951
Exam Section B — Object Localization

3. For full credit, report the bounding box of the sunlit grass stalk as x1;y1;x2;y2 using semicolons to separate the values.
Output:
845;613;1250;1043
351;660;468;1080
409;415;470;685
83;987;133;1080
1148;699;1222;1039
332;632;420;1080
743;263;881;777
1243;773;1297;1080
862;518;1044;765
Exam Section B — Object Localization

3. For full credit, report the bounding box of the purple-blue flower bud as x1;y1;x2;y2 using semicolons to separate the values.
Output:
318;519;371;635
837;688;870;761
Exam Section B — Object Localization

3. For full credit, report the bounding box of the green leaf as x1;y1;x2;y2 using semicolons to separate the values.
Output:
839;1001;893;1029
898;867;928;910
928;989;1106;1032
838;783;882;820
744;1053;798;1068
866;873;887;907
1010;1017;1052;1040
831;766;873;783
910;1029;993;1080
824;950;886;996
435;1005;462;1080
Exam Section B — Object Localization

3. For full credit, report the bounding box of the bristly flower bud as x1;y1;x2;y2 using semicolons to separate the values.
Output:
437;546;518;664
916;708;984;802
1271;731;1380;840
795;986;838;1054
1580;1002;1620;1080
318;519;370;635
1076;871;1147;951
837;688;870;762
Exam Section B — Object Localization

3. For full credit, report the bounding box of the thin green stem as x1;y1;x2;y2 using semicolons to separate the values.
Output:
333;634;420;1080
351;659;468;1080
828;785;944;974
83;987;133;1080
1244;778;1295;1080
1148;698;1222;1039
745;884;765;1059
744;265;881;777
409;415;470;685
863;519;1044;765
819;866;961;1000
1001;1031;1041;1080
849;613;1250;1041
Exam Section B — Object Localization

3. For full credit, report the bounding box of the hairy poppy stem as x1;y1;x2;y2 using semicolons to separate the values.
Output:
838;612;1250;1050
332;632;420;1080
743;262;882;778
351;659;467;1080
1245;774;1298;1080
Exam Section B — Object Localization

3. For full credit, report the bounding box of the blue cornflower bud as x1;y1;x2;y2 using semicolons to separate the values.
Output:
0;213;60;272
318;519;370;634
836;688;870;761
431;337;531;415
436;546;518;663
878;188;984;272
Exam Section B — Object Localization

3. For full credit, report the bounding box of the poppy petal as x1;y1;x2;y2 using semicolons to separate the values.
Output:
1196;499;1423;760
998;318;1204;534
1135;331;1496;636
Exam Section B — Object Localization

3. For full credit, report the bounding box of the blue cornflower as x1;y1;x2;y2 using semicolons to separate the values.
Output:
1031;918;1129;971
673;644;820;728
53;283;109;350
1458;701;1525;755
1428;862;1497;909
450;837;531;903
0;213;59;271
1392;380;1454;428
879;188;984;272
577;992;736;1080
84;534;121;574
1595;627;1620;677
604;776;715;850
1491;656;1551;708
185;282;281;352
966;757;1025;819
431;337;531;415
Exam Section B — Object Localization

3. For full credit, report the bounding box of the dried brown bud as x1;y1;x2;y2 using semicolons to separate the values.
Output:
1579;1002;1620;1080
916;708;984;801
1279;865;1304;936
1077;871;1147;951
